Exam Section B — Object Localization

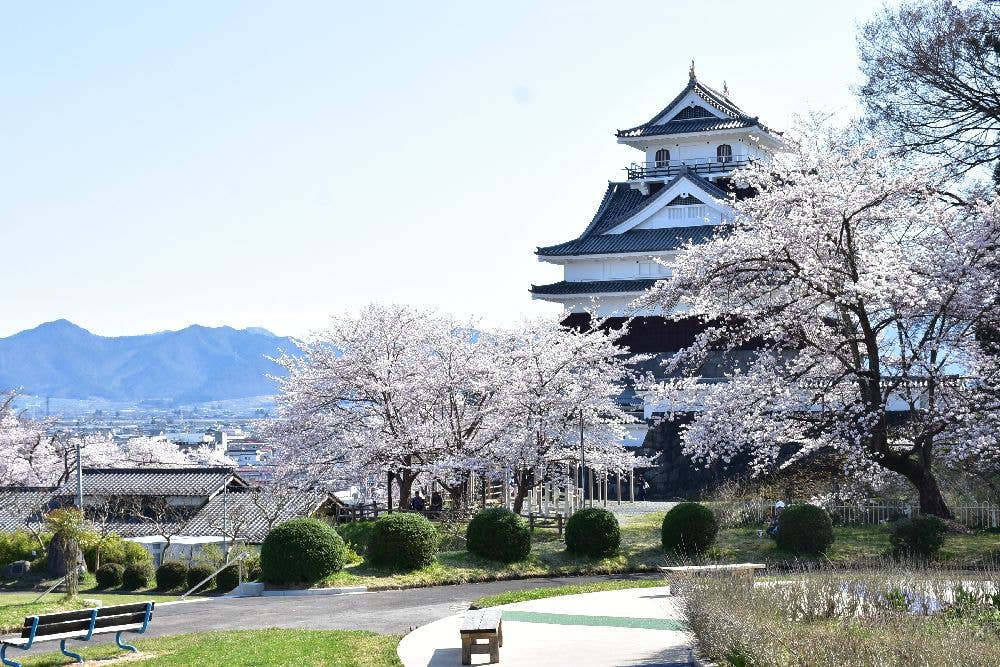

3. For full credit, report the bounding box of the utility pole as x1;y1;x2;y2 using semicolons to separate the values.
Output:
75;439;83;510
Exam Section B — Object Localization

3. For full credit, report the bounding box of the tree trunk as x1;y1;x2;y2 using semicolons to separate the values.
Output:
882;456;954;519
396;472;416;510
512;484;529;515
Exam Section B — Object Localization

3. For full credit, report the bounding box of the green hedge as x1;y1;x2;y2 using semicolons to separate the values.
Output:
121;561;154;590
661;502;718;558
891;515;946;558
95;563;124;589
776;504;834;555
216;564;240;592
155;561;188;591
260;518;347;585
367;513;438;571
466;508;531;563
187;563;216;590
565;507;621;558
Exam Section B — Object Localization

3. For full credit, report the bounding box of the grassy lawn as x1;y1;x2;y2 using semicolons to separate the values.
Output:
471;578;665;609
3;629;401;666
316;512;999;590
0;591;195;633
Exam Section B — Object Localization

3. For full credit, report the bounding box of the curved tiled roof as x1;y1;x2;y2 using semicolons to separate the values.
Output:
530;279;658;296
537;225;721;257
616;77;774;139
538;172;732;258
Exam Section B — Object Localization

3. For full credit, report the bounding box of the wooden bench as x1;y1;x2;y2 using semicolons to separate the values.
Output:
1;601;154;667
459;608;502;665
659;563;766;595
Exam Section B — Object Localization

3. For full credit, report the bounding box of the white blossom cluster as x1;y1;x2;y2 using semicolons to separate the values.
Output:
267;305;643;509
638;119;1000;513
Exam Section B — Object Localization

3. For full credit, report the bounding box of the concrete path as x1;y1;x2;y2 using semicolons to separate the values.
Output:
143;573;661;637
397;586;693;667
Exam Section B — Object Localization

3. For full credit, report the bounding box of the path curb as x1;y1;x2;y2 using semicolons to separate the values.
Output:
260;586;368;597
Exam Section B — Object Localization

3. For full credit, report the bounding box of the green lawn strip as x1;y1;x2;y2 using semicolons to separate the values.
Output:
500;610;685;631
472;578;664;608
305;514;997;591
8;629;401;667
0;592;197;633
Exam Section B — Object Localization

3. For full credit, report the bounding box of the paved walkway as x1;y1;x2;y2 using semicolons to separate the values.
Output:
141;573;662;637
397;586;693;667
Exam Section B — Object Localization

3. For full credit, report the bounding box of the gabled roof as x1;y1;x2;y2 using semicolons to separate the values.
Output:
181;489;329;543
530;279;658;296
617;76;775;139
537;171;732;258
54;467;243;498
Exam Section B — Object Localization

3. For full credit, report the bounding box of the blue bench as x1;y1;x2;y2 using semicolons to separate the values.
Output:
1;601;154;667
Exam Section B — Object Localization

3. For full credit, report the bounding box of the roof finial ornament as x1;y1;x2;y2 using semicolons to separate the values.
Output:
723;80;730;97
689;59;696;81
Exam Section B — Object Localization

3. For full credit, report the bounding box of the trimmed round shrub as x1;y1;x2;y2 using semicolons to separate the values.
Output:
121;561;153;590
661;502;719;558
891;514;947;558
565;507;621;558
215;564;240;592
260;518;347;585
188;563;216;590
775;504;834;555
156;561;188;591
466;508;531;563
95;563;124;589
367;513;438;571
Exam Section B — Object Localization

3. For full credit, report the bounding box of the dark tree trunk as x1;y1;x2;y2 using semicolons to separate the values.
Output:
511;470;534;515
882;455;954;520
396;471;417;510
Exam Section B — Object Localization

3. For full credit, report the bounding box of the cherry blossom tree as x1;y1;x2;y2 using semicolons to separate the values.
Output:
492;318;643;513
639;119;1000;518
271;306;643;512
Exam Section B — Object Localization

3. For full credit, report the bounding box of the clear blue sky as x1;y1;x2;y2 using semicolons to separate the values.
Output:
1;0;885;338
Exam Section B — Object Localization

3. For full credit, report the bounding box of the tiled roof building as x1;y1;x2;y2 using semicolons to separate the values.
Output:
531;65;782;452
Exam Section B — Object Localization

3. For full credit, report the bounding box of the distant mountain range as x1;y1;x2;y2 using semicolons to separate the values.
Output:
0;320;300;403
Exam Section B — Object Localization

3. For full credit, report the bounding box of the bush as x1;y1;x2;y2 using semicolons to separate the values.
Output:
891;514;947;558
88;537;153;571
155;561;188;591
187;563;216;590
0;530;41;569
215;564;240;592
94;563;124;589
122;541;153;566
465;508;531;563
661;502;719;557
367;513;438;571
336;521;376;556
565;507;621;558
121;561;153;590
260;518;347;585
775;504;834;555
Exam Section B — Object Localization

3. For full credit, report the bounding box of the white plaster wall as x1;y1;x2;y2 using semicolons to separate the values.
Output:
634;204;723;229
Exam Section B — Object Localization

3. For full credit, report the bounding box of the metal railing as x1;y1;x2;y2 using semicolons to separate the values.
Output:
626;156;749;180
720;498;1000;529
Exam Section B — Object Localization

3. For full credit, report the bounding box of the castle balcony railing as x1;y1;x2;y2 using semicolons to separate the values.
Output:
626;156;749;180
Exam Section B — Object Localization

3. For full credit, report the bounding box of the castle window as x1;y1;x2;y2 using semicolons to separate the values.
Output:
654;149;670;167
717;144;733;163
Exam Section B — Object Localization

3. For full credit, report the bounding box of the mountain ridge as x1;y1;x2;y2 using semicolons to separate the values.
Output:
0;320;298;403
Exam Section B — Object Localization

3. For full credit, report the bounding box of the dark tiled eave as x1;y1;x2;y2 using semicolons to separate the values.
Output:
530;279;658;296
537;225;721;257
617;117;757;138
